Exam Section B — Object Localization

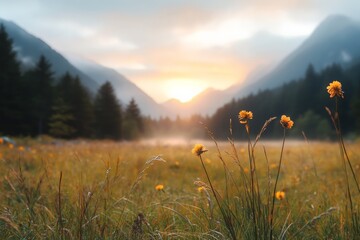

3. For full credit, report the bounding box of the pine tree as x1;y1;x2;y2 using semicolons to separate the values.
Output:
124;98;143;140
94;82;122;140
55;73;94;138
0;24;25;135
48;98;75;138
71;76;94;138
27;55;55;135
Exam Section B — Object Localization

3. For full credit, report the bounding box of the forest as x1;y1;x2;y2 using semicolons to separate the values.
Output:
0;25;142;140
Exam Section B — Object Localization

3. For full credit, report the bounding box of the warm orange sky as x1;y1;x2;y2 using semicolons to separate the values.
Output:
1;0;359;103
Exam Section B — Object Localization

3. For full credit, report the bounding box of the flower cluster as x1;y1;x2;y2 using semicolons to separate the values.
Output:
238;110;253;124
275;191;285;200
327;80;344;98
192;144;207;156
155;184;164;191
280;115;294;129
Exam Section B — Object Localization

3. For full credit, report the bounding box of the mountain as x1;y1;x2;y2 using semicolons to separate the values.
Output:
0;18;99;92
71;58;167;117
233;15;360;98
0;18;166;118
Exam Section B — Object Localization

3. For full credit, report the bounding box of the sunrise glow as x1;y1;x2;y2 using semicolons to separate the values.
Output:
165;79;204;103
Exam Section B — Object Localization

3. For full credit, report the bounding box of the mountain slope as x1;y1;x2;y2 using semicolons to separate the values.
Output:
0;18;99;92
72;58;167;117
233;15;360;98
0;18;166;118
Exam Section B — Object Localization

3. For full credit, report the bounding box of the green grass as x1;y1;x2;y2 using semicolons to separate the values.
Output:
0;137;359;239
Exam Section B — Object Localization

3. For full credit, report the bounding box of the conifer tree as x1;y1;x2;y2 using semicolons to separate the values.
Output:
28;55;55;135
48;98;75;138
0;24;24;135
55;73;95;138
124;98;143;140
71;76;94;138
94;82;122;139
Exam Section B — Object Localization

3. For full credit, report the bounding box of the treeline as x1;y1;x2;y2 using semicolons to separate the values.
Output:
0;25;143;140
208;63;360;139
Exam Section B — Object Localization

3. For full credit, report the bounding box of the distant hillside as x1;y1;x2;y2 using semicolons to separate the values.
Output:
233;15;360;98
209;62;360;139
0;18;99;92
0;18;166;118
72;58;167;118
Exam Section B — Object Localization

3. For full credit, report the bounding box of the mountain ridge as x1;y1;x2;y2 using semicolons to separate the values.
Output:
0;17;166;118
0;18;99;92
232;14;360;98
71;58;168;117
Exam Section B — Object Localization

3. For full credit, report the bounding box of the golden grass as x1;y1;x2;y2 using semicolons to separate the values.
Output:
0;139;359;239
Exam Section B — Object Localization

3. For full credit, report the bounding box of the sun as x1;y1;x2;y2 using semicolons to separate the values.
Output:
165;79;204;103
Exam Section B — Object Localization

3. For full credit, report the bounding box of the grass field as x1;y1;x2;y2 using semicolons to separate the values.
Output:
0;135;359;239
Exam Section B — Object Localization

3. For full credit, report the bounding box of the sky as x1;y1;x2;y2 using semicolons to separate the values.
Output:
0;0;359;103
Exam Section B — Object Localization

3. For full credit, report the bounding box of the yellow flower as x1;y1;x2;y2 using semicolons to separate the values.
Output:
155;184;164;191
243;167;249;173
238;110;253;124
192;144;207;156
18;146;25;151
275;191;286;200
8;143;14;149
197;186;206;193
280;115;294;129
270;163;277;169
327;80;344;98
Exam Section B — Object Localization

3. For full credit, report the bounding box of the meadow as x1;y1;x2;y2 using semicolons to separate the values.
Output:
0;135;359;239
0;82;359;239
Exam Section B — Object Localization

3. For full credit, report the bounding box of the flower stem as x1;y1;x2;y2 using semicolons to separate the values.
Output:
270;128;286;239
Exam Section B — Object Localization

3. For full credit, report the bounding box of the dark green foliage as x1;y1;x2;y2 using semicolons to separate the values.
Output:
48;98;76;138
25;55;55;135
55;73;95;138
124;99;143;140
94;82;123;140
292;110;332;139
0;24;26;135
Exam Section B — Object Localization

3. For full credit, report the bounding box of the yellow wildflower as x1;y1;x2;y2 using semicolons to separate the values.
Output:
270;163;277;169
275;191;286;200
327;80;344;98
192;144;207;156
18;146;25;151
238;110;253;124
280;115;294;129
197;186;206;193
8;144;14;149
155;184;164;191
243;167;249;174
